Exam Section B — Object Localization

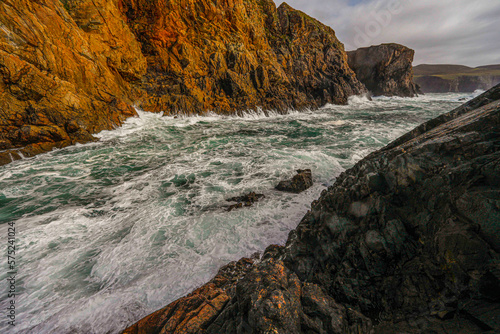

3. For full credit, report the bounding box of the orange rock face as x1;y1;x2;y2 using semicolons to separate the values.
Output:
121;0;365;114
0;0;146;164
0;0;365;165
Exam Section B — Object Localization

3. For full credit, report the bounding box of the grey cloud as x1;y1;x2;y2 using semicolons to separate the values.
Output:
281;0;500;66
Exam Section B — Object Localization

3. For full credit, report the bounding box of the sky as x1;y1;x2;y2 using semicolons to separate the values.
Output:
281;0;500;67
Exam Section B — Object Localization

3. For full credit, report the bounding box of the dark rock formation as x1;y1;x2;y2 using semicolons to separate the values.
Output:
414;64;500;93
275;169;313;193
123;85;500;333
0;0;366;165
347;43;421;97
226;192;265;212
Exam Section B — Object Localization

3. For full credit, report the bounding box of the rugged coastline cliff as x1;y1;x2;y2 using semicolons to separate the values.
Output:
124;85;500;333
348;43;421;97
414;64;500;93
0;0;365;165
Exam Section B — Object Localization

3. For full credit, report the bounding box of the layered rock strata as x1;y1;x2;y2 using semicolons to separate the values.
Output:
414;64;500;93
347;43;421;97
0;0;365;165
124;85;500;333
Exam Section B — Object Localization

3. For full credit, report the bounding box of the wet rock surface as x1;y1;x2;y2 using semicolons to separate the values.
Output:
0;0;366;165
226;192;265;212
348;43;421;97
275;169;313;193
123;85;500;333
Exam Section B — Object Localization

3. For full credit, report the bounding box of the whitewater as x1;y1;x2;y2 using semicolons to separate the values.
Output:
0;92;483;333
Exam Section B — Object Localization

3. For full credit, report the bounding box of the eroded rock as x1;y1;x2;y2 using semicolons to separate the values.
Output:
0;0;366;166
347;43;421;97
275;169;313;193
226;192;265;211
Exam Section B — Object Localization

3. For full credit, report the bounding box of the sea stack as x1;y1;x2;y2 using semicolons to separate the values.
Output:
347;43;422;97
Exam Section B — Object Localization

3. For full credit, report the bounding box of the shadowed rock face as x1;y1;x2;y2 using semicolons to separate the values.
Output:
348;43;421;97
0;0;365;165
123;85;500;333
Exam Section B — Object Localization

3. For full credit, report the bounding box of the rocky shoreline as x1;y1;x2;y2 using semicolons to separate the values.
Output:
0;1;424;166
124;85;500;333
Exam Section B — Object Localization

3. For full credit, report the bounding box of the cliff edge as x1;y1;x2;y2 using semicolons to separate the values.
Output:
0;0;365;165
348;43;421;97
414;64;500;93
123;85;500;333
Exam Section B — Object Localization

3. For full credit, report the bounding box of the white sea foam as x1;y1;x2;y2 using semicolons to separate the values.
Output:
0;93;470;334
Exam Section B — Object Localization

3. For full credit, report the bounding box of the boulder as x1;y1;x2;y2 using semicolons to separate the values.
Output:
275;169;313;193
226;192;265;211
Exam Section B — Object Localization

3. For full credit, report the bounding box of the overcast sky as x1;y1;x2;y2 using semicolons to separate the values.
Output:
281;0;500;67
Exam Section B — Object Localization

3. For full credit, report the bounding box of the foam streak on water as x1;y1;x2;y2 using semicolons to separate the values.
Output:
0;92;480;333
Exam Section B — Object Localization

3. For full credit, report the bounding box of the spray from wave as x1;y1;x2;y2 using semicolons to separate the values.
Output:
0;92;476;334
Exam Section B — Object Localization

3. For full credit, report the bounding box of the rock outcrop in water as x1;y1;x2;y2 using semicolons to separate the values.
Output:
347;43;421;97
0;0;365;165
123;85;500;333
414;64;500;93
275;169;313;193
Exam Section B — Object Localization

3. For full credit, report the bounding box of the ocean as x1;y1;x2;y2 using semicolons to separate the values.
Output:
0;92;482;333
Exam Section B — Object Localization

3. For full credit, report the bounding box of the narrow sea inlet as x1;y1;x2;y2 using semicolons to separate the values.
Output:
0;93;480;333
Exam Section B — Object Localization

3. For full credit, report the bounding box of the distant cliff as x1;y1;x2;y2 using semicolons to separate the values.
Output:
414;64;500;93
123;85;500;334
0;0;365;165
347;43;421;97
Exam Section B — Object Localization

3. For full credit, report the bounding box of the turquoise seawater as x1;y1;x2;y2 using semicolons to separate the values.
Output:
0;92;481;333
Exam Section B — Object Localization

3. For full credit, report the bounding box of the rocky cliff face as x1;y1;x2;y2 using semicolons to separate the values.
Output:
123;85;500;333
414;64;500;93
121;0;365;114
347;43;421;97
0;0;147;165
0;0;365;165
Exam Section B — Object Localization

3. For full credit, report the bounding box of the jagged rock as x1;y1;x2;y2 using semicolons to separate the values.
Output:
0;0;365;165
121;0;366;114
0;0;146;165
275;169;313;193
226;192;265;211
347;43;421;97
122;257;258;334
123;85;500;333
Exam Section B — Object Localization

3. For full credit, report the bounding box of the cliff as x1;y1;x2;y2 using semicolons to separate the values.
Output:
414;64;500;93
0;0;147;165
347;43;421;97
123;84;500;333
0;0;365;165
